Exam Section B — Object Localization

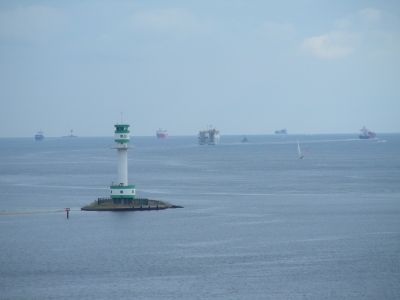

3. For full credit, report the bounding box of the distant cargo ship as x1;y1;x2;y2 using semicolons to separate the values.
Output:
156;129;168;139
62;130;77;138
35;130;44;141
275;128;287;134
198;126;220;145
359;126;376;139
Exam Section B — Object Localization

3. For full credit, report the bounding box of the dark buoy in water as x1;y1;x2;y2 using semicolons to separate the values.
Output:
65;207;70;218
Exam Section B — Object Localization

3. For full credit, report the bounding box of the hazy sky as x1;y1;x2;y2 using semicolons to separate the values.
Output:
1;0;399;137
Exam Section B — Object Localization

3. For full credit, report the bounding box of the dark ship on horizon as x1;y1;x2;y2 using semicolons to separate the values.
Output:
275;128;287;134
35;130;44;141
359;126;376;139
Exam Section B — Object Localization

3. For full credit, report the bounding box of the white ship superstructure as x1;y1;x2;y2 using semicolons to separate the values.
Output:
198;125;220;145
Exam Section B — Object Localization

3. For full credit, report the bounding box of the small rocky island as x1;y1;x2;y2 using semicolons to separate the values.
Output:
81;198;183;211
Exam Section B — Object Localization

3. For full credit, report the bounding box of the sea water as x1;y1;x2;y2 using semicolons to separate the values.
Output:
0;134;399;299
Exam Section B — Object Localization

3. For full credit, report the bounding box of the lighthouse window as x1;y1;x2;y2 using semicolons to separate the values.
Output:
120;190;123;194
120;135;123;138
132;190;134;193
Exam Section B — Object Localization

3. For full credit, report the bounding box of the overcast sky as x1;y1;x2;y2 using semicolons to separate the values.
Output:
1;0;399;137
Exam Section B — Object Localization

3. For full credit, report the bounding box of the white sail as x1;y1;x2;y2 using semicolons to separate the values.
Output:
297;139;304;159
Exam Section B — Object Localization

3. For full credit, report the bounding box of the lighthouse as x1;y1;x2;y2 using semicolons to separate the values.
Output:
110;124;135;204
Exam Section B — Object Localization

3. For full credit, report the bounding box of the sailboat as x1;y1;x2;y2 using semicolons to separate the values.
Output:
297;139;304;159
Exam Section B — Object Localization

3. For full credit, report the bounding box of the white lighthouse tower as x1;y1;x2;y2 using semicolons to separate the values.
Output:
110;124;135;204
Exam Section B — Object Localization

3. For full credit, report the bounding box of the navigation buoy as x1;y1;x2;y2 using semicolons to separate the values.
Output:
65;207;70;218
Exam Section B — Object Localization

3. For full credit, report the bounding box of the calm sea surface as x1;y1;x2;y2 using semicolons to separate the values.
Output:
1;134;399;299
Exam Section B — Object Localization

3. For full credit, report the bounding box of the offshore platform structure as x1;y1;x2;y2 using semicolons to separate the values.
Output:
110;124;137;205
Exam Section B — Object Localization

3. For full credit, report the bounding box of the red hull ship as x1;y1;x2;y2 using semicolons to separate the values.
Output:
359;126;376;139
156;129;168;139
